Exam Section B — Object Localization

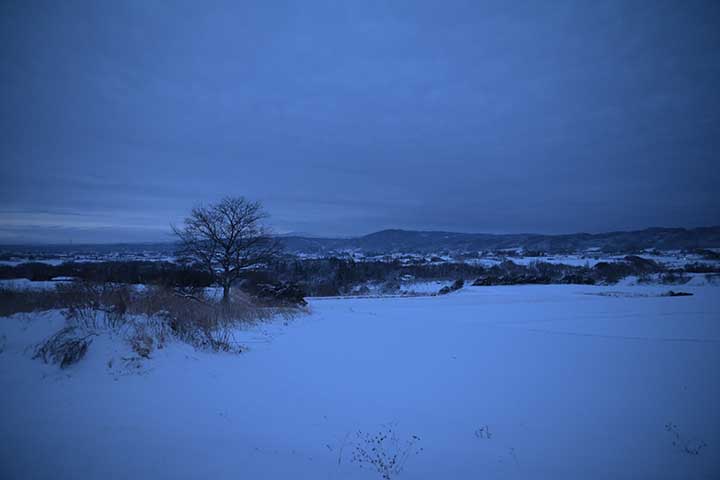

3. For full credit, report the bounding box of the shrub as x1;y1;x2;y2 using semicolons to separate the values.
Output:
592;261;634;284
128;326;154;358
240;280;307;306
659;272;689;285
623;255;661;273
33;326;94;368
682;262;719;274
380;280;400;295
56;282;132;330
351;426;422;480
438;279;464;294
127;285;276;353
663;290;693;297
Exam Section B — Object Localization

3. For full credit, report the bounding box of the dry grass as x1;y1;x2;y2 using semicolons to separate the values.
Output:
8;281;302;365
33;326;94;368
0;287;64;316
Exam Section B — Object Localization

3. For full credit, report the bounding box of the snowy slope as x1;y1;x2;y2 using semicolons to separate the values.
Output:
1;285;718;479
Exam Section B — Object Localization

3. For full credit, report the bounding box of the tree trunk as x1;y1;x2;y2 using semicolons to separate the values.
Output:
222;284;230;303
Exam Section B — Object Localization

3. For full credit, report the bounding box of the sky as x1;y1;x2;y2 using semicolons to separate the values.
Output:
1;0;719;243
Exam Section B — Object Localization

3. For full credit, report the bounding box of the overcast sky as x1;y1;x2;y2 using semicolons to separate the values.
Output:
1;0;719;243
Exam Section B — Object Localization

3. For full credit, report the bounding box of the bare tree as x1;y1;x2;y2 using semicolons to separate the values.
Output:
172;197;280;302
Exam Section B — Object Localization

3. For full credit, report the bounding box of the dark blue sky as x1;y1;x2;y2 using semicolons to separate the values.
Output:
1;0;719;243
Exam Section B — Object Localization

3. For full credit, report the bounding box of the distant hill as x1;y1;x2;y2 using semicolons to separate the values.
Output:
3;227;719;257
279;226;720;255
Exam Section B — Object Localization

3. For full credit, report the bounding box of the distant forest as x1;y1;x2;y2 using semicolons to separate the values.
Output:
2;254;718;297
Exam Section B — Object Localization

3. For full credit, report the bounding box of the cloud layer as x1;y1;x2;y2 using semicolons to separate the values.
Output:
1;0;718;242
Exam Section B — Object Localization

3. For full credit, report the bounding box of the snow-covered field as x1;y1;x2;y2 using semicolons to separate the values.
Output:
2;247;718;270
1;284;719;479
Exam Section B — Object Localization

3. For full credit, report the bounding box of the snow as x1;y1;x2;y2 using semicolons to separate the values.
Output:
399;280;449;294
0;278;62;290
0;259;67;267
1;284;719;479
508;255;598;267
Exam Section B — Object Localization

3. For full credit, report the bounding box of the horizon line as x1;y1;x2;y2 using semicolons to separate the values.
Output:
0;224;718;247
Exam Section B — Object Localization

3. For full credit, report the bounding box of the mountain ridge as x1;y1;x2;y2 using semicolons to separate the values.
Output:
2;226;718;255
279;226;720;254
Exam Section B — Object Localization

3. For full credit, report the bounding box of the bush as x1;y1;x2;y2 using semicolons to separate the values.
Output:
592;262;634;284
127;285;281;353
438;279;464;295
33;326;94;368
57;282;132;330
623;255;661;272
683;262;719;274
351;426;422;480
240;279;307;306
380;280;400;295
659;272;689;285
128;326;155;358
